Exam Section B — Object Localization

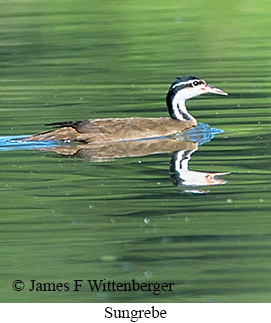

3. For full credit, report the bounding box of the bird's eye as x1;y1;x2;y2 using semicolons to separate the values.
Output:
193;81;199;86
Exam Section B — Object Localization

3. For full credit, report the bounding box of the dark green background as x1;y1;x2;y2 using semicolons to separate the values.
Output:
0;0;270;302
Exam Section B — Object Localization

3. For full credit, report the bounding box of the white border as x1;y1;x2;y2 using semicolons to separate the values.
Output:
1;303;269;323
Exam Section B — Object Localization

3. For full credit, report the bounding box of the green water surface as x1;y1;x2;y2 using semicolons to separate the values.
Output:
0;0;270;302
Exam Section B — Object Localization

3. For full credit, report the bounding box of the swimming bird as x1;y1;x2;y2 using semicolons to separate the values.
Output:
29;76;228;143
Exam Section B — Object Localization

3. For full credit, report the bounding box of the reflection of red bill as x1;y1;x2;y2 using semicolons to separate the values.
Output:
206;172;230;185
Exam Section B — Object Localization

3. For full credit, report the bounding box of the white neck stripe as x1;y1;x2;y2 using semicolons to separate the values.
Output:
171;93;195;121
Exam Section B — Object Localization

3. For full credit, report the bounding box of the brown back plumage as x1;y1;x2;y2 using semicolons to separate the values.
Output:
29;117;197;143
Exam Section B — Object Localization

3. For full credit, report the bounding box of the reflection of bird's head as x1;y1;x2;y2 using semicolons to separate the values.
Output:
170;150;229;189
166;76;228;121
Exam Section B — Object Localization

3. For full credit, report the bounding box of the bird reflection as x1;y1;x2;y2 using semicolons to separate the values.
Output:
39;125;228;190
44;140;228;190
0;123;229;190
170;149;228;194
43;138;198;161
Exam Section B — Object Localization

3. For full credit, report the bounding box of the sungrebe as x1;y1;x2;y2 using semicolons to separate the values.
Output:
29;76;228;143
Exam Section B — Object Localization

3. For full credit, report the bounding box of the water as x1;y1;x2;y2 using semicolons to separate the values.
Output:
0;0;270;302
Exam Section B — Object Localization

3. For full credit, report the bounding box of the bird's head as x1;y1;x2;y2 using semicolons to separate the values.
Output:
166;76;228;121
168;76;228;100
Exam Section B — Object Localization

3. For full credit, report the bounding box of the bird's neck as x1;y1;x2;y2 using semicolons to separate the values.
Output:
167;90;196;122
